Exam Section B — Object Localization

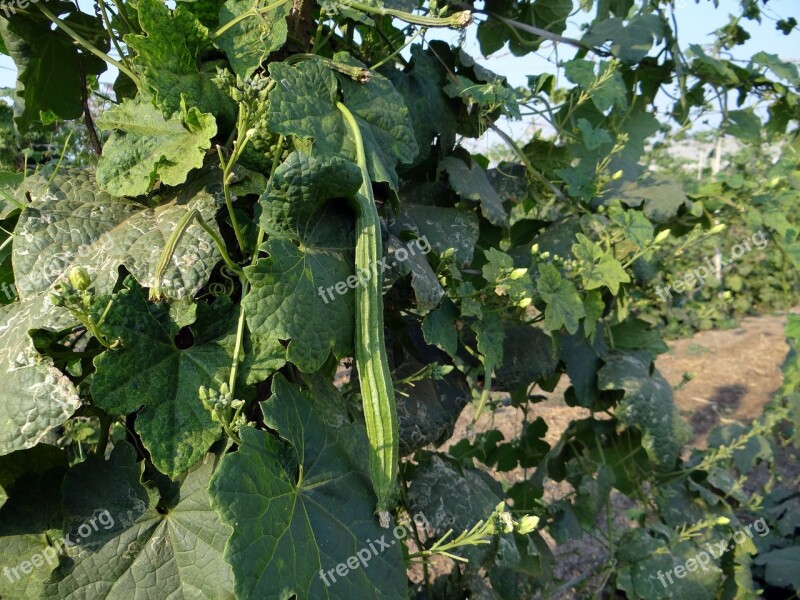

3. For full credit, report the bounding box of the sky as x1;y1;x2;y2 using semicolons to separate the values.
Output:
0;0;798;148
431;0;800;151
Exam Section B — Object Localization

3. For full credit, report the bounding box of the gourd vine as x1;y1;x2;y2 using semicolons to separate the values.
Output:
0;0;797;599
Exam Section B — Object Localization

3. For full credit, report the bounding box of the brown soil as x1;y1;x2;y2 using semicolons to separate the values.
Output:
657;315;787;444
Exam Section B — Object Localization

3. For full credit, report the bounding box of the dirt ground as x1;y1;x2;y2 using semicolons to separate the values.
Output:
430;313;793;597
658;315;787;443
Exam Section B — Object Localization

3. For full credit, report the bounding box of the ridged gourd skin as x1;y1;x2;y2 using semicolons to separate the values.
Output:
338;102;399;528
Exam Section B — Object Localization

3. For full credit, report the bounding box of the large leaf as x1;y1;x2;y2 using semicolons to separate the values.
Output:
616;529;721;599
751;51;800;86
267;56;417;189
0;444;68;489
0;466;66;598
726;109;762;144
598;351;691;468
215;0;291;78
610;111;661;180
572;234;631;294
0;171;23;219
494;324;557;392
0;293;79;456
244;152;362;373
536;263;585;334
559;325;607;407
581;15;665;64
753;547;800;590
383;45;458;162
477;0;571;57
406;452;506;566
125;0;235;122
209;375;407;599
441;156;508;227
391;203;480;268
388;321;470;454
609;175;691;224
255;150;362;237
44;443;235;599
385;233;444;311
421;298;459;359
0;8;107;128
474;311;505;374
96;96;217;197
564;56;629;117
13;168;223;300
91;283;236;477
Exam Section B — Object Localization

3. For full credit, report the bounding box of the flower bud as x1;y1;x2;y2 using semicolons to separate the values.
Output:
516;515;540;534
69;267;91;291
708;223;726;235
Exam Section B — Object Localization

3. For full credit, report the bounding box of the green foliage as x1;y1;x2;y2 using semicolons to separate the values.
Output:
47;443;235;598
91;281;238;477
209;375;407;598
215;0;291;79
0;0;798;598
126;0;236;123
640;138;800;337
598;350;690;467
0;4;107;128
96;96;218;196
0;294;79;455
267;56;417;189
244;152;362;372
13;168;225;300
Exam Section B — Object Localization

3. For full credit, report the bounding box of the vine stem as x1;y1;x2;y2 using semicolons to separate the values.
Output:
78;60;103;155
470;357;494;425
285;54;371;82
95;413;113;457
152;209;243;300
212;0;292;38
46;130;74;189
98;0;129;71
481;10;599;52
341;0;472;28
371;27;426;70
216;146;249;254
486;121;567;203
195;214;244;277
0;233;14;255
38;5;141;88
110;0;135;34
0;189;25;212
227;135;284;401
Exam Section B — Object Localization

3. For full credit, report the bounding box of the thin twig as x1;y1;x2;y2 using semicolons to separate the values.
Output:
78;59;102;155
486;121;568;202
